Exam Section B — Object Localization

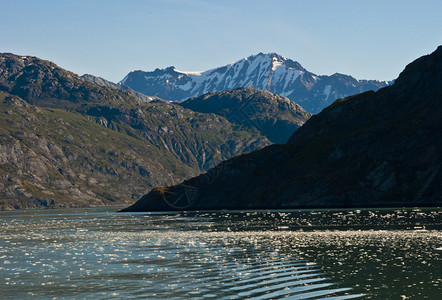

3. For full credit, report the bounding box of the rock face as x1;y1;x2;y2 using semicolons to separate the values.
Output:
121;53;391;113
122;46;442;212
180;87;313;144
0;91;193;210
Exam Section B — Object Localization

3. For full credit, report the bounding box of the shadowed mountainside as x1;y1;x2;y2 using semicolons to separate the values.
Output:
180;87;313;144
122;46;442;212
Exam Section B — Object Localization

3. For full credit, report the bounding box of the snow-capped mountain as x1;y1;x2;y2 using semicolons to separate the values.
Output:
121;53;392;113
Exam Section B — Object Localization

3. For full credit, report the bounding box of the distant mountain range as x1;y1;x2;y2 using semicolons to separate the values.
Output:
0;53;310;209
121;53;392;113
122;46;442;212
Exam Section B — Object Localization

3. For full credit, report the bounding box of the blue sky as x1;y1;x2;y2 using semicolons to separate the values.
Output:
1;0;441;82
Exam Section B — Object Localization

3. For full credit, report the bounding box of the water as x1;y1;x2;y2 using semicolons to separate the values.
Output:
0;207;440;299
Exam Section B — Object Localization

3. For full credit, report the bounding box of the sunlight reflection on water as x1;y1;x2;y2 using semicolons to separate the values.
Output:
0;207;440;299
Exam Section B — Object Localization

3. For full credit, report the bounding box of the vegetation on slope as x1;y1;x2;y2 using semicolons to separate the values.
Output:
0;91;195;210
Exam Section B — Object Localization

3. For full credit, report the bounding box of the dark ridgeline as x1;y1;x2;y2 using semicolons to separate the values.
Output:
122;46;442;212
0;53;309;210
121;52;391;114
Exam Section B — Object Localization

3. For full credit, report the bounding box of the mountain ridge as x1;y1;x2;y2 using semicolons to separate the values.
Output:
121;52;392;113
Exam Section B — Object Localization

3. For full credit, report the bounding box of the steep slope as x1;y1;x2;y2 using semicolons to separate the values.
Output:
83;99;270;171
121;53;391;113
0;91;194;210
123;46;442;212
181;87;312;144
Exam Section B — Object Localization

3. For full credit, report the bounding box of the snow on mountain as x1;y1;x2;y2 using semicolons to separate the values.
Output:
121;53;392;113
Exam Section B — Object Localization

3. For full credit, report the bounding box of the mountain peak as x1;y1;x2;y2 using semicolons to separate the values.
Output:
243;52;290;65
393;46;442;94
121;53;391;113
268;52;288;61
249;52;286;60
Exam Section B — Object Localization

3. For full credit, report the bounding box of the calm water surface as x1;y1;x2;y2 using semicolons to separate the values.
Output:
0;207;440;299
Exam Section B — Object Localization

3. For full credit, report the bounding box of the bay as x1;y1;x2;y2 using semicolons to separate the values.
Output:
0;207;440;299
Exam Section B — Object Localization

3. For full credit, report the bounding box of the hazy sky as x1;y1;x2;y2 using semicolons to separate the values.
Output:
2;0;441;82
